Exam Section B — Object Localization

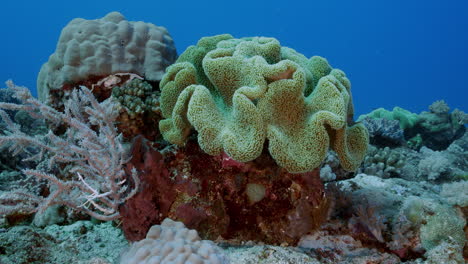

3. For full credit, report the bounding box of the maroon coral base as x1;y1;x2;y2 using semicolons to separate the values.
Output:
120;136;330;245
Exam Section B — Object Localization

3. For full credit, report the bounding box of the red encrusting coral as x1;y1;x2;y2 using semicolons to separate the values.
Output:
120;136;330;244
119;136;175;241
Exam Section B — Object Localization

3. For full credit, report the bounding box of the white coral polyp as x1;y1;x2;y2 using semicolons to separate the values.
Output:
120;219;229;264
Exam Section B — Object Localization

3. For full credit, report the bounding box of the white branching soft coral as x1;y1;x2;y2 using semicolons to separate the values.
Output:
0;80;139;220
417;147;450;181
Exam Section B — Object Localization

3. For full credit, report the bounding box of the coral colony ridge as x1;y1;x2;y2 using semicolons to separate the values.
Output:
0;12;466;264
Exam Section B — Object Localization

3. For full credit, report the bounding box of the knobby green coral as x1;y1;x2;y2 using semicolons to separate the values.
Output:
359;107;419;130
112;78;160;117
159;34;368;173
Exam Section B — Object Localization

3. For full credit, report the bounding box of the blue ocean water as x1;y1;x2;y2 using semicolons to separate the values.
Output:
1;0;467;116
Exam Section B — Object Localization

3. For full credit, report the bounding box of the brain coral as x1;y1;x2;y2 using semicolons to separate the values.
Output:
37;11;177;103
120;218;229;264
159;34;368;173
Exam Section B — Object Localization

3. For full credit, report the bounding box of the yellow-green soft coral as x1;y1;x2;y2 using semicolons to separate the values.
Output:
159;34;368;172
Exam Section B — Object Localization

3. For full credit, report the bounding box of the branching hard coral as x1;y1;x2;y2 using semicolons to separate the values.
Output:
0;81;139;221
112;79;160;117
111;78;163;140
159;34;368;173
360;146;405;178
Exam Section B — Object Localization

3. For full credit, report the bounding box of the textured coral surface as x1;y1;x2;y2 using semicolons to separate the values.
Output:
159;34;368;173
37;11;176;107
121;218;228;264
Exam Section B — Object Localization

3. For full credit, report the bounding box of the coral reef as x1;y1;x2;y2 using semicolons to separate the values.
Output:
2;11;468;263
361;101;468;151
391;133;467;182
330;174;466;261
1;104;467;263
37;11;177;109
159;34;368;173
